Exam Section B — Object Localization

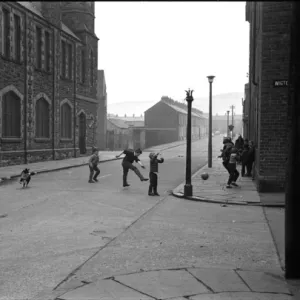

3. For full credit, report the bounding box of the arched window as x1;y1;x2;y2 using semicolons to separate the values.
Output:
2;91;21;137
60;102;72;138
90;49;93;86
36;98;50;138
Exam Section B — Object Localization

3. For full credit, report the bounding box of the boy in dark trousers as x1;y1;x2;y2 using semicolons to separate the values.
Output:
88;146;100;183
226;147;240;188
148;152;164;196
116;148;149;187
241;144;250;177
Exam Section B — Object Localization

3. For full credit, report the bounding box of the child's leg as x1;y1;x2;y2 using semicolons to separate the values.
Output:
89;166;94;182
93;165;100;180
122;162;130;186
153;173;159;195
148;172;154;195
241;163;245;176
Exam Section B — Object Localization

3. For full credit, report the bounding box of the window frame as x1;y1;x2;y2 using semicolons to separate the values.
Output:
14;14;21;63
45;31;51;72
61;40;66;78
81;49;85;83
60;101;72;139
68;43;72;79
90;49;93;86
2;7;10;59
36;26;42;69
2;91;21;138
35;98;50;138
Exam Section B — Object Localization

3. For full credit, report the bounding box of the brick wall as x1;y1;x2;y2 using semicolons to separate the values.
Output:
247;1;293;192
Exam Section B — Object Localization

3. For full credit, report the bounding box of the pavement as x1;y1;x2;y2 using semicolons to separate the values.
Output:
172;157;285;207
1;136;299;300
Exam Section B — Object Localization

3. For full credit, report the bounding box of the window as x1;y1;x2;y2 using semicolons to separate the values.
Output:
68;43;72;79
45;31;50;72
36;98;50;138
14;14;21;62
61;40;66;78
2;8;10;58
36;26;42;69
2;91;21;138
90;50;93;86
60;103;72;138
81;49;85;83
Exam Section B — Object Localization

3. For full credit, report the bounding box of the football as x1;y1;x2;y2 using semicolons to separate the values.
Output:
201;173;209;180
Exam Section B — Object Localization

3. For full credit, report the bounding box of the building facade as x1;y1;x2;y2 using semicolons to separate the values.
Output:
106;118;130;151
96;70;107;150
0;1;99;166
245;2;292;192
144;97;208;148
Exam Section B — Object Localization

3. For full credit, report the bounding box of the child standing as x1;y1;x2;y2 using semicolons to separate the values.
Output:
241;144;250;177
88;146;100;183
226;147;240;188
148;152;164;196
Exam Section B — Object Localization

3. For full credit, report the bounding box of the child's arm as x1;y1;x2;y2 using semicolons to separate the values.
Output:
115;150;125;158
137;159;146;169
157;158;164;163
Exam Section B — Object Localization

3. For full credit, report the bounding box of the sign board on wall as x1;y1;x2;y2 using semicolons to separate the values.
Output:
273;80;288;87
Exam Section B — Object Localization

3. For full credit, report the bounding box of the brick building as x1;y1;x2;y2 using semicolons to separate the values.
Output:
96;70;107;150
244;2;292;192
0;1;99;166
144;97;208;148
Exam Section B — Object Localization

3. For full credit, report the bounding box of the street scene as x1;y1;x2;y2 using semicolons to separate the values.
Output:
1;1;300;300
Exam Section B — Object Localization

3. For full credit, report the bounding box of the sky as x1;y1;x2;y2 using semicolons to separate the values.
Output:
95;1;249;113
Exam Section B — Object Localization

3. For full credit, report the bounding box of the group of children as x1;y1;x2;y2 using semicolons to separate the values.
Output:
219;136;255;188
88;147;164;196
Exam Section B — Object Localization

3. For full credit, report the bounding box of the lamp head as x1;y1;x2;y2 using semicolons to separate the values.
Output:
207;75;215;83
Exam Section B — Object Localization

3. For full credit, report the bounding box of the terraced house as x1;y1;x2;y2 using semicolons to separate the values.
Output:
0;1;99;166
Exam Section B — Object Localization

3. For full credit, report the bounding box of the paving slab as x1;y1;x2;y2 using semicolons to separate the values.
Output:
114;270;210;299
59;279;153;300
188;268;250;292
237;270;291;294
190;292;292;300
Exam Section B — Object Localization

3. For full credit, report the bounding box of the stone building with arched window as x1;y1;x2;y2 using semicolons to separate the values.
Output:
0;1;99;166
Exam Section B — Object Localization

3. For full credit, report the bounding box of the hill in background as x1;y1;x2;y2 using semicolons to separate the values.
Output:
107;92;244;117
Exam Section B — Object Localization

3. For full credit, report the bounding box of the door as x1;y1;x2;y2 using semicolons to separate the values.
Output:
79;113;86;154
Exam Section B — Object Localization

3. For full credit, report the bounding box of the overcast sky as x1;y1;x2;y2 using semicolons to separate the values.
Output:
95;1;249;107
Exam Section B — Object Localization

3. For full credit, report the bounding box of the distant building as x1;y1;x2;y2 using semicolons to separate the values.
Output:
106;114;145;150
106;118;130;150
144;97;208;148
0;1;99;166
203;113;243;136
96;70;107;150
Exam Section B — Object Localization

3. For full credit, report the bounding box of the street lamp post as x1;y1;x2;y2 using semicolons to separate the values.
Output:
227;110;230;137
184;89;194;197
207;75;215;168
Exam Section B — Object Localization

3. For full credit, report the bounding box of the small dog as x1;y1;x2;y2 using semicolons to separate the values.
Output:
19;168;37;188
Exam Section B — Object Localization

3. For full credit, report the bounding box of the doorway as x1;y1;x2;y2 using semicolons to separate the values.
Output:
79;113;86;154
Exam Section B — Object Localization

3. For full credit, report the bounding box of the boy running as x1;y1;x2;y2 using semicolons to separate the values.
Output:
88;146;100;183
116;148;149;187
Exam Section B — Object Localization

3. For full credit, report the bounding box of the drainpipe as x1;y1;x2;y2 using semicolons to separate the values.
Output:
24;15;28;164
52;29;56;160
73;42;77;158
252;2;258;87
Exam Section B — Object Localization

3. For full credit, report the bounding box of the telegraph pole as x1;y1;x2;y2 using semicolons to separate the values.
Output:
230;105;235;138
285;0;300;279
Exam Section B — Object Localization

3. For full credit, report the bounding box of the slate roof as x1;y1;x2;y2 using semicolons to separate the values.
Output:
108;118;129;129
163;101;206;119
